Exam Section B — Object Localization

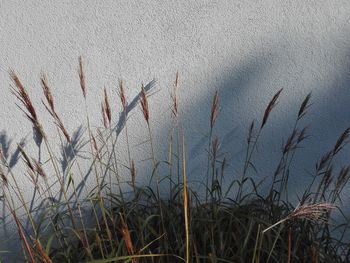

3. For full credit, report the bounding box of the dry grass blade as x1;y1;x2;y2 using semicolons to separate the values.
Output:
335;166;350;190
34;239;53;263
182;131;190;263
78;56;86;98
92;133;101;160
261;88;283;129
18;145;34;172
33;160;47;178
211;136;220;160
101;103;108;128
140;84;149;124
11;210;35;263
131;159;136;188
120;216;138;263
0;166;7;187
283;130;297;154
297;126;309;144
210;90;219;129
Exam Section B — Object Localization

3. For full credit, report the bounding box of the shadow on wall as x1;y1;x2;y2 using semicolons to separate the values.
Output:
1;50;350;261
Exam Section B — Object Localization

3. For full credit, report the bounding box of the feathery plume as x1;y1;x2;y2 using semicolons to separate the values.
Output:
263;202;335;233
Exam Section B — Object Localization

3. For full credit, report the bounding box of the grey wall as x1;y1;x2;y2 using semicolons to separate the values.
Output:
1;0;350;260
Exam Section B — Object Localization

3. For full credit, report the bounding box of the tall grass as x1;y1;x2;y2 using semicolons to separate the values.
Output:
0;60;349;262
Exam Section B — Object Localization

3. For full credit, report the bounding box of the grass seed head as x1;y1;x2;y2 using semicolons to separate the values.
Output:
289;203;335;222
333;127;350;155
171;72;179;117
78;56;86;98
140;84;149;124
41;75;71;142
298;92;312;119
261;88;283;129
11;72;46;140
210;90;219;129
119;80;127;111
103;87;112;125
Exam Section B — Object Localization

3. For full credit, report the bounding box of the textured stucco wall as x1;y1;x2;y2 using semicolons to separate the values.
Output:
1;0;350;259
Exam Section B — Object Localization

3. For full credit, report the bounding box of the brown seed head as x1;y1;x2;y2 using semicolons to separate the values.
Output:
103;87;111;125
11;72;46;139
41;75;71;142
119;80;127;111
41;75;55;112
210;90;219;129
140;84;149;123
78;56;86;98
171;72;179;117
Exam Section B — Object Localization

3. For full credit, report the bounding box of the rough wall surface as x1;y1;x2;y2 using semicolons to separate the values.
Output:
1;0;350;259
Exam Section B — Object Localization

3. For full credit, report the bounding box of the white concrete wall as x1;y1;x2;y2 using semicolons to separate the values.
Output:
1;0;350;259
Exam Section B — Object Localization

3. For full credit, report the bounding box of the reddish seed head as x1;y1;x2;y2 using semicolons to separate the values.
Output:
103;88;111;125
210;90;219;129
119;80;127;111
78;56;86;98
140;84;149;124
11;71;46;139
41;75;71;143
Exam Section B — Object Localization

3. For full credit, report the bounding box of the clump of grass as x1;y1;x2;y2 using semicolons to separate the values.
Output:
1;60;350;263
